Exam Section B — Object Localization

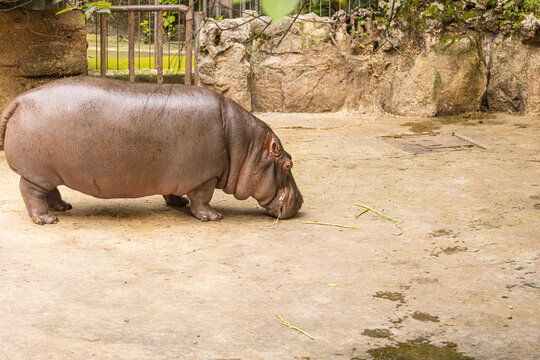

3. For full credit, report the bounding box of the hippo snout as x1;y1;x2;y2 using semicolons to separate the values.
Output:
265;187;303;219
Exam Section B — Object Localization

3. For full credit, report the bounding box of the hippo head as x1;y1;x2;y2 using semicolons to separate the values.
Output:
250;134;303;219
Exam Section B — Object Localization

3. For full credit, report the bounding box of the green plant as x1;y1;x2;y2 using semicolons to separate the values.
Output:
350;9;370;36
55;0;120;19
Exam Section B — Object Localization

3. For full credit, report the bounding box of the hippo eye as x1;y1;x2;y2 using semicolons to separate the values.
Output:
282;161;292;172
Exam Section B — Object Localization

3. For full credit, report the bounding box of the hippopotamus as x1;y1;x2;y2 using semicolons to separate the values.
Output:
0;77;303;224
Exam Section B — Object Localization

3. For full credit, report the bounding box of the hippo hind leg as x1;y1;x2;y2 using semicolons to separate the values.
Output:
163;194;189;207
46;187;72;211
19;177;59;225
186;178;222;221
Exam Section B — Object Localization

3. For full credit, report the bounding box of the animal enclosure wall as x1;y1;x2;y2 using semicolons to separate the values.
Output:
0;9;87;114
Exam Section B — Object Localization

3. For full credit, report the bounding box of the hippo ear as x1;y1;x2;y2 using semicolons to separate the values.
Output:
269;137;280;157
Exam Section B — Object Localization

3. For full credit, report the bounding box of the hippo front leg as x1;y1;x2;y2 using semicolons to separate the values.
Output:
187;177;222;221
19;177;59;225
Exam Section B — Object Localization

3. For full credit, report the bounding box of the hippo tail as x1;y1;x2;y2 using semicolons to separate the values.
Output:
0;100;18;147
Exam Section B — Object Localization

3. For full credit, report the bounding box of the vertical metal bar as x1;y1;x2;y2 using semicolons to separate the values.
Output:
148;4;151;70
129;11;135;82
329;0;331;17
157;10;163;83
116;17;119;70
180;12;185;70
309;0;311;13
138;0;141;70
216;0;221;18
185;9;193;85
203;0;207;18
167;9;171;71
154;0;158;69
100;13;107;77
229;0;232;18
194;11;202;86
95;14;98;70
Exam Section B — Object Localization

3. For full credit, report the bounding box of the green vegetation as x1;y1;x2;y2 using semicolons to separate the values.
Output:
88;56;187;73
367;342;475;360
86;34;188;73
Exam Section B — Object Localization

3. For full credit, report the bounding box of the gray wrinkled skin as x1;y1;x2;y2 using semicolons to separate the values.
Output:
0;77;303;224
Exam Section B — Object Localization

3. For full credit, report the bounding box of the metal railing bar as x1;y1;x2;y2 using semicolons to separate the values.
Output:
193;11;202;86
185;8;193;85
116;17;119;70
156;9;163;83
129;10;135;81
137;0;140;70
108;4;189;12
95;14;98;70
100;13;107;77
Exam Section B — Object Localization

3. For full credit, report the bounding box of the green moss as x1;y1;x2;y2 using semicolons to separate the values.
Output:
367;343;475;360
423;4;443;19
433;70;443;101
462;10;480;21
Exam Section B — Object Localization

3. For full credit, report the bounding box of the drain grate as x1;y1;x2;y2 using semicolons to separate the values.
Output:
380;132;482;154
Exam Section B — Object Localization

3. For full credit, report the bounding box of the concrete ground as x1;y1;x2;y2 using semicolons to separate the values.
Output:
0;112;538;360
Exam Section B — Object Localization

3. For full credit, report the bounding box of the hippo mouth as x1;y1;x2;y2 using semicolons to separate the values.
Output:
262;189;303;219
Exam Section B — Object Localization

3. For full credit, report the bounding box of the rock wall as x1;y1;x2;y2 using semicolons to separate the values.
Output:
0;9;87;114
198;12;540;116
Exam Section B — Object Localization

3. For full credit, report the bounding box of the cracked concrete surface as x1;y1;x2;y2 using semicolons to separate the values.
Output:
0;112;538;359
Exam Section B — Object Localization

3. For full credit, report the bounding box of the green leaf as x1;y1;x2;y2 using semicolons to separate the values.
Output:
84;5;97;14
261;0;299;21
95;7;111;13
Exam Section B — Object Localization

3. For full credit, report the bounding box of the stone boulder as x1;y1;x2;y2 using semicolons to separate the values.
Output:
0;9;87;114
249;13;364;112
486;36;540;114
198;17;253;110
380;36;488;116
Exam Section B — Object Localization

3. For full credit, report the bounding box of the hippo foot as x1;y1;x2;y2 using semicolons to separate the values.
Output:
49;200;72;212
46;187;72;211
32;213;59;225
191;207;223;222
163;194;189;207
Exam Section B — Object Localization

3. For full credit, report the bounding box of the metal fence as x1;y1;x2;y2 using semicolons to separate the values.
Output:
194;0;367;19
86;0;364;83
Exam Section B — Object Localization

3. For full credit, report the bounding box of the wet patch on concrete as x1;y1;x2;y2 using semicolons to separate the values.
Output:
389;316;408;324
366;342;474;360
430;246;468;257
373;291;406;303
362;328;392;338
429;228;456;237
402;112;499;134
408;336;432;345
380;133;480;154
411;311;440;322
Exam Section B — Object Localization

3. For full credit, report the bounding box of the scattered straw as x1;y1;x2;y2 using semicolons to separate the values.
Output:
354;203;403;235
302;221;359;230
275;314;315;340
